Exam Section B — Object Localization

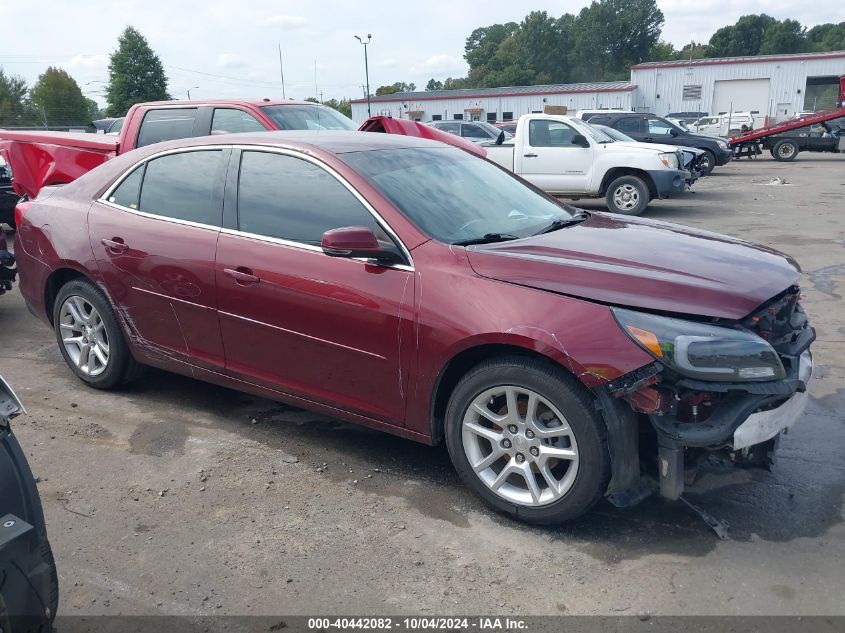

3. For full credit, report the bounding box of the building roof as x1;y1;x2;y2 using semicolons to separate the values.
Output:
632;49;845;70
352;81;634;104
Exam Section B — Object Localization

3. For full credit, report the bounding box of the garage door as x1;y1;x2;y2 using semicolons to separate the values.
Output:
712;78;770;117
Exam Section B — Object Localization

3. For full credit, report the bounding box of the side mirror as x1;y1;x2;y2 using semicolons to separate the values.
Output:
571;134;590;148
321;226;403;264
495;130;505;145
669;128;679;137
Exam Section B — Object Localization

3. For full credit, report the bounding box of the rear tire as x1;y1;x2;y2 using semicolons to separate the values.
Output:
444;356;611;525
772;139;799;162
605;175;649;216
53;278;142;389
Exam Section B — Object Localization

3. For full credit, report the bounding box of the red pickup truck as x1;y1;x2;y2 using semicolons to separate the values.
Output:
0;98;483;207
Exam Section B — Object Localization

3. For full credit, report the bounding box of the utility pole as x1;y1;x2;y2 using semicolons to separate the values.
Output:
314;60;318;102
278;44;286;99
187;86;198;100
354;34;372;117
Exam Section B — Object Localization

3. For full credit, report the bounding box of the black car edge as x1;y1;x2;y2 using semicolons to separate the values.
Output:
1;161;17;229
588;112;733;174
0;375;58;633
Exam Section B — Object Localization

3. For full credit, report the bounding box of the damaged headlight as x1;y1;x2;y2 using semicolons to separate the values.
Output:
658;152;679;169
612;308;785;382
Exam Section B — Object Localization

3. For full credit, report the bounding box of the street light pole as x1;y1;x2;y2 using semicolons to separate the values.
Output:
354;34;372;117
187;86;199;100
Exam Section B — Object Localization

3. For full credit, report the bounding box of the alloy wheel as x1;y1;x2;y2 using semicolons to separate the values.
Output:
461;385;579;507
58;295;110;377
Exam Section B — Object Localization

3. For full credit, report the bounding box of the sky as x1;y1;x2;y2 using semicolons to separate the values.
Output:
2;0;844;107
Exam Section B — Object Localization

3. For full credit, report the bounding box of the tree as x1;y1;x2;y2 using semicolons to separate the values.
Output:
464;23;519;72
86;98;102;121
806;22;845;51
572;0;664;81
374;82;416;96
0;68;34;126
29;67;90;127
676;41;710;60
304;96;319;103
105;26;169;117
323;98;352;119
760;19;806;55
425;79;443;91
708;14;777;57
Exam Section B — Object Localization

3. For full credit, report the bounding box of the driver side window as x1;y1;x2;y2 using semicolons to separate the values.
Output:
528;120;576;147
648;118;675;135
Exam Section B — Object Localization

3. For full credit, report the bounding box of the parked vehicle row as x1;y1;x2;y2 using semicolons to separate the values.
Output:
581;111;733;175
12;130;815;525
482;114;691;215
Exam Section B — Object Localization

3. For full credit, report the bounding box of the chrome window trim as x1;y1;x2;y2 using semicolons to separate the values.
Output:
99;144;414;270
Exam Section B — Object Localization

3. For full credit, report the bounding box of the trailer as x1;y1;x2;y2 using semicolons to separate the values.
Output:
729;76;845;162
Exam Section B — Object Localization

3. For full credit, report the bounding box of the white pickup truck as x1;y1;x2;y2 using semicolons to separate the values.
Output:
483;114;690;215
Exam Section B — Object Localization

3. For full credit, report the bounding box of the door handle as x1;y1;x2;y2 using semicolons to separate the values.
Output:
101;237;128;253
643;137;653;142
224;267;260;286
523;153;538;158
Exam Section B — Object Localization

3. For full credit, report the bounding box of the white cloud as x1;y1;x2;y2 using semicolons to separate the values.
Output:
67;53;109;68
410;54;468;77
266;15;308;30
217;53;248;69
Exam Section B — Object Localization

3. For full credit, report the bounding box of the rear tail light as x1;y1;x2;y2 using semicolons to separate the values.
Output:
14;199;31;228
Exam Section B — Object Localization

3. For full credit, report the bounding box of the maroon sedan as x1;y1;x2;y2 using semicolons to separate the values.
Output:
13;132;814;524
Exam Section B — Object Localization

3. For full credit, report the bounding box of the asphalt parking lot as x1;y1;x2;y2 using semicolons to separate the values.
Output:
2;153;844;617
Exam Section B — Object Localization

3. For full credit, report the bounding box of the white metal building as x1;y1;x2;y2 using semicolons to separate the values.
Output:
350;50;845;126
350;81;635;124
631;50;845;123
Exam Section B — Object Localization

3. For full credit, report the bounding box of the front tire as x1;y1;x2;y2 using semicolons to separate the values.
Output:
605;175;649;216
444;356;611;525
699;149;716;175
53;278;141;389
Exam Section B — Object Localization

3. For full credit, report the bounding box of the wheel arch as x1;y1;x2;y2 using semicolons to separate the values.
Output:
428;340;588;446
43;266;91;326
599;168;657;197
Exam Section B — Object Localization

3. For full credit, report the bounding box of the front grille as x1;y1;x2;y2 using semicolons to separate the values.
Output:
741;285;814;363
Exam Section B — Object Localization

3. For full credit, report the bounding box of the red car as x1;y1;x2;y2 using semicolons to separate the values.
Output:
13;131;814;524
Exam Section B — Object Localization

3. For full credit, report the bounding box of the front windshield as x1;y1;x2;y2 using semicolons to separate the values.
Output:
340;147;576;243
260;104;356;131
592;124;633;142
579;122;615;143
476;121;512;139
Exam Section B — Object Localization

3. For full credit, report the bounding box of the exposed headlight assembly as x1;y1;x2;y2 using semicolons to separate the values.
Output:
716;139;729;149
612;307;785;382
658;152;679;169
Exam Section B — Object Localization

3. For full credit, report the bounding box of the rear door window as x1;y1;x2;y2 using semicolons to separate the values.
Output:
211;108;266;134
616;117;643;134
137;150;225;226
137;108;199;147
436;122;460;135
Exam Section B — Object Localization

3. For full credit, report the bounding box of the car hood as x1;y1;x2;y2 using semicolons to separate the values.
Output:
465;213;800;319
605;140;678;153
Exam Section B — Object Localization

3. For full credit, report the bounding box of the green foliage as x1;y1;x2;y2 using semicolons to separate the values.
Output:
323;98;352;119
0;68;35;126
105;26;169;117
30;66;90;126
375;82;416;96
86;98;102;120
806;22;845;52
304;96;319;103
425;9;844;94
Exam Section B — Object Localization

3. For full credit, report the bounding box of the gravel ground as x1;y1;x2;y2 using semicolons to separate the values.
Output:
1;153;844;617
